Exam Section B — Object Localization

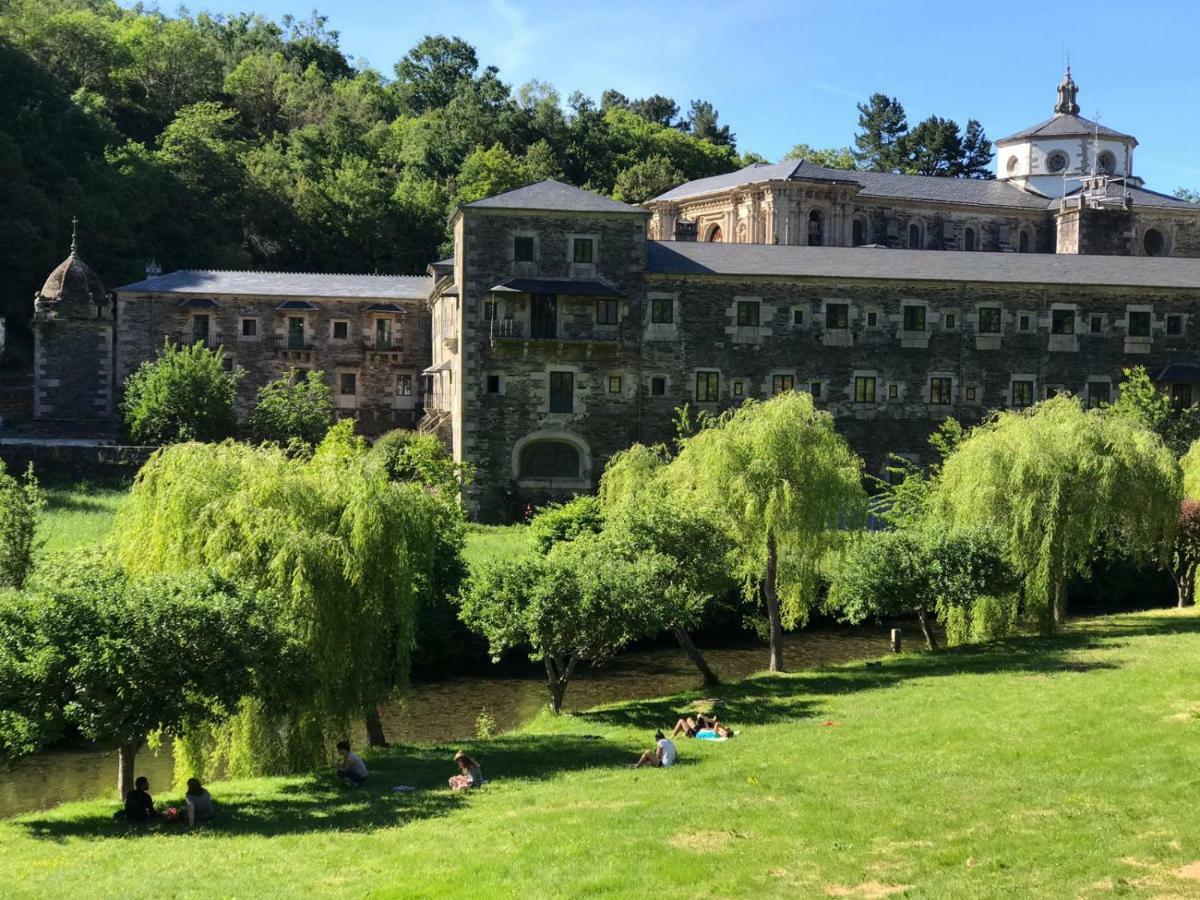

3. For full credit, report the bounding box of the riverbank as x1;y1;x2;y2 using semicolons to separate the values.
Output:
4;608;1199;898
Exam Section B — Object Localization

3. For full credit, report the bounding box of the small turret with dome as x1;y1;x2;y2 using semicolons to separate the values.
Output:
34;218;111;322
995;67;1140;199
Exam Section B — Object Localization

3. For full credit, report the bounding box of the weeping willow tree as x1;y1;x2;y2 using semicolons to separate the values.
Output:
114;421;438;773
935;395;1180;630
664;392;867;672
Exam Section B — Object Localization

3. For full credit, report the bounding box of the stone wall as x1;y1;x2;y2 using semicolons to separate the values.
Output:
115;292;430;436
33;320;114;435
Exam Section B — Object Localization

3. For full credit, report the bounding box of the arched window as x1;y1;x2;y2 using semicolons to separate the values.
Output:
518;440;581;479
964;227;976;252
808;210;824;247
1098;150;1116;175
852;219;865;246
908;223;922;249
705;224;723;243
1144;228;1166;257
1018;230;1031;253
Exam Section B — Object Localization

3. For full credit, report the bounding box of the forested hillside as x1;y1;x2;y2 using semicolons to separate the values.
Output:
0;1;753;347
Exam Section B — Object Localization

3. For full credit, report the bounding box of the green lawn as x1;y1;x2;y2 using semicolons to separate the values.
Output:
4;608;1200;898
39;483;127;554
463;523;528;571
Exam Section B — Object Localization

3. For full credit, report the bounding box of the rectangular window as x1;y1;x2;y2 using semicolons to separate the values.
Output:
332;320;349;340
1172;383;1193;410
288;316;305;350
397;374;413;396
825;303;848;329
486;374;500;394
375;319;394;350
549;371;574;413
810;381;822;398
1167;314;1184;336
902;305;926;332
651;297;673;324
650;376;666;396
866;311;878;328
1019;314;1032;332
192;314;210;345
732;380;744;397
978;307;1002;334
514;235;535;263
888;384;898;400
339;372;357;396
221;355;234;372
608;375;622;394
930;377;952;405
1011;379;1034;408
772;374;794;396
1087;381;1109;409
596;299;619;325
240;317;257;338
1051;309;1075;335
483;301;497;322
1128;311;1152;338
696;370;720;403
944;313;956;330
736;300;760;327
966;385;977;401
1090;315;1103;334
854;376;876;404
572;237;594;264
792;308;804;326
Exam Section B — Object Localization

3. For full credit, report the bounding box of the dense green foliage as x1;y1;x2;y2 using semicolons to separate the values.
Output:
935;395;1181;629
1169;500;1200;607
1107;365;1200;456
0;554;281;785
0;462;44;589
246;369;333;449
666;392;867;670
527;494;604;554
113;422;440;769
121;340;241;444
854;92;992;177
830;527;1015;649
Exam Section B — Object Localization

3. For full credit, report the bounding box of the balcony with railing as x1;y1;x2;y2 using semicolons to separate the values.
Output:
173;332;220;350
489;317;622;346
270;334;316;355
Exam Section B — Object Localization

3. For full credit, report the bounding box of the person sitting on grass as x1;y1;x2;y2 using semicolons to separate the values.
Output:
185;778;214;827
448;751;484;791
336;740;368;785
671;714;733;740
123;776;157;822
632;731;676;768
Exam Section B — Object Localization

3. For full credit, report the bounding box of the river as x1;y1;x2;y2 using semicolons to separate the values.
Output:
0;625;903;819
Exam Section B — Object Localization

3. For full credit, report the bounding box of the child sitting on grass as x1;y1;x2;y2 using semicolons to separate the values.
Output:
336;740;368;785
448;751;484;790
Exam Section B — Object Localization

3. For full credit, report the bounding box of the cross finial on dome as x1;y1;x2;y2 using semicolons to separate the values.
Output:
1055;65;1080;116
69;215;79;256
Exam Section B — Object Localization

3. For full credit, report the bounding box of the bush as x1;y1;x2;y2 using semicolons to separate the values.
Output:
528;495;604;554
0;461;43;589
247;370;333;450
122;339;242;444
369;430;465;498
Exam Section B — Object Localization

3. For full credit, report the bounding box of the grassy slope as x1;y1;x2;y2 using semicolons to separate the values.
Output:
3;609;1200;898
39;484;127;553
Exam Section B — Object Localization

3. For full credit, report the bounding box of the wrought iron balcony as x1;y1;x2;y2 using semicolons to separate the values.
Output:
489;318;621;344
269;335;316;352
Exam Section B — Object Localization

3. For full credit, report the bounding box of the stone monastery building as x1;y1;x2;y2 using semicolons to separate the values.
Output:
32;70;1200;518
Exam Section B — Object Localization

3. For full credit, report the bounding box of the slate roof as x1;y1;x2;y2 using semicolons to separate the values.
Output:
651;161;1050;210
1154;364;1200;384
996;113;1136;145
645;240;1200;290
462;179;645;215
115;270;431;300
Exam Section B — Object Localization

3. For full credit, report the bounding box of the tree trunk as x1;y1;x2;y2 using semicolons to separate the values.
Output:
916;609;938;651
365;708;388;748
764;531;784;673
117;739;141;800
672;624;719;685
1052;575;1066;628
544;654;578;714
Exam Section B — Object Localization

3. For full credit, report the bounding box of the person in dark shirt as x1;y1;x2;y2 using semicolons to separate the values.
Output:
123;776;156;822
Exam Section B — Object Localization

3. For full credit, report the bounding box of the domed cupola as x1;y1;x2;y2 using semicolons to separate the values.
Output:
34;219;111;321
995;67;1140;199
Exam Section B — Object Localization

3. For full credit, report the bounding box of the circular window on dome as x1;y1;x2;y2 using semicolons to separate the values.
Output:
1006;155;1019;174
1098;150;1116;175
1045;151;1069;173
1144;228;1166;257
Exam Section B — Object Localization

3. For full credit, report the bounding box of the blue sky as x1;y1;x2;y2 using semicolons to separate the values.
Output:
141;0;1200;192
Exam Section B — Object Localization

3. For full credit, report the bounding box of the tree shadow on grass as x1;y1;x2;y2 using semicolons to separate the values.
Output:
15;733;634;841
577;613;1199;732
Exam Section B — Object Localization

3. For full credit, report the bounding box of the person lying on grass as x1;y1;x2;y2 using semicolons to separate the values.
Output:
448;751;484;791
671;714;733;740
632;731;676;768
185;778;214;827
336;740;368;785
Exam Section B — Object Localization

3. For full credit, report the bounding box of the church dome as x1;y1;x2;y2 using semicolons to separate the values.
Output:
35;224;110;321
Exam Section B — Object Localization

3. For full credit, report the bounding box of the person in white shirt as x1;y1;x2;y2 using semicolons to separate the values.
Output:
632;731;676;768
336;740;368;785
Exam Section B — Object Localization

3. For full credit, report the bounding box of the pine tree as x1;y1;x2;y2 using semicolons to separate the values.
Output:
853;93;909;172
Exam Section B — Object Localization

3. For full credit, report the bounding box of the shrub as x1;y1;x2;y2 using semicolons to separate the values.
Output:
528;495;604;554
0;461;43;589
247;370;333;450
122;339;241;444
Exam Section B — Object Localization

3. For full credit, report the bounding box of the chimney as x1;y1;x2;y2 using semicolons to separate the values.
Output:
145;258;162;277
673;219;698;242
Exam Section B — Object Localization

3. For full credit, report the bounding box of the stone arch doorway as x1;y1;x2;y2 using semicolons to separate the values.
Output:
704;223;723;243
808;209;824;246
